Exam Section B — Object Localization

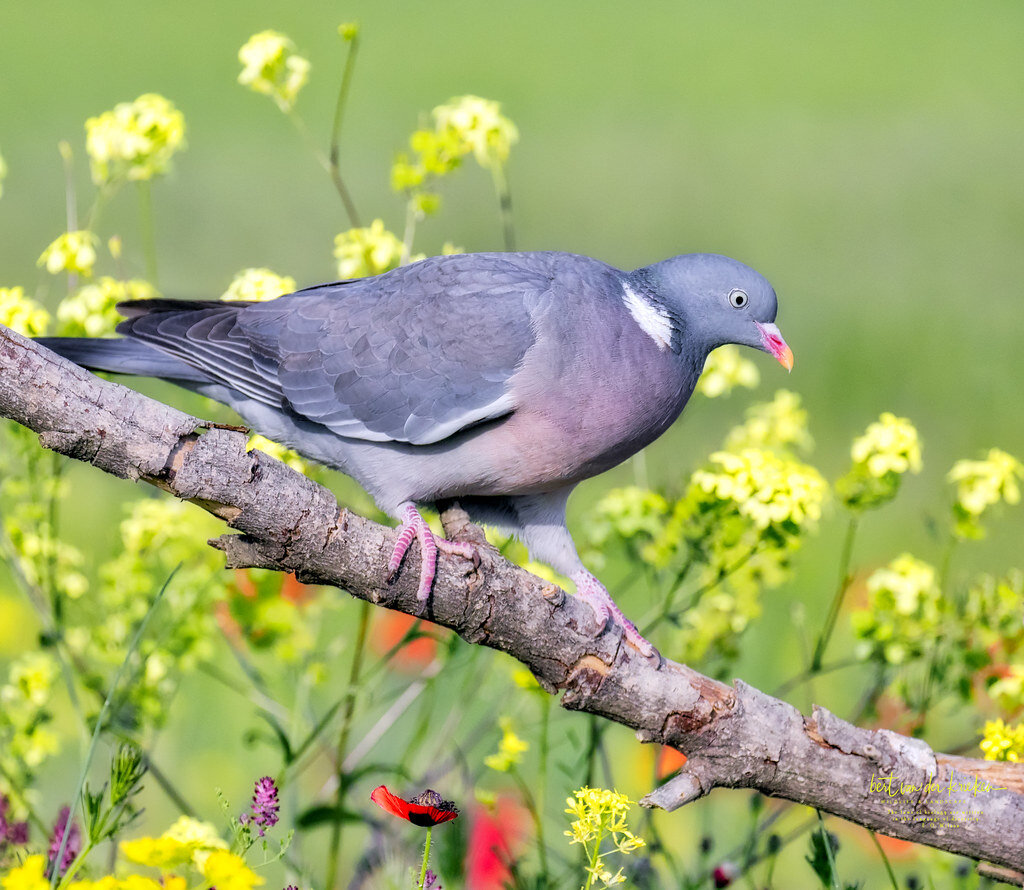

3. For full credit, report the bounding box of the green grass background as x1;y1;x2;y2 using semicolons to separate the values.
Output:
2;1;1023;885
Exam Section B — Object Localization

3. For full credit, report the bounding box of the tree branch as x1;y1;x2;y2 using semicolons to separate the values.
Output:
1;324;1022;872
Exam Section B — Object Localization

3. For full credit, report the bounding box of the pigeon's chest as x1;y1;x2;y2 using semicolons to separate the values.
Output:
504;305;699;487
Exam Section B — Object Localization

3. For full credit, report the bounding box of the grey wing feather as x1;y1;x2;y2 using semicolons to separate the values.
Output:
242;255;550;444
118;253;556;445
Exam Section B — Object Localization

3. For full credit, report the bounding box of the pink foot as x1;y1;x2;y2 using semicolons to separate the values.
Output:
570;569;659;660
386;502;478;602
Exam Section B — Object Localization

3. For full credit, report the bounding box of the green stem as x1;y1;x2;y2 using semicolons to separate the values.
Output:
810;516;859;672
538;697;551;880
582;830;604;890
136;181;158;287
869;830;900;890
511;769;547;878
418;826;433;889
490;163;516;251
328;31;361;229
53;566;178;890
400;197;419;266
285;107;360;228
324;600;372;890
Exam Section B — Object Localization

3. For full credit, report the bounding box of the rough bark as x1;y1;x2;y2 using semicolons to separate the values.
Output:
1;325;1022;871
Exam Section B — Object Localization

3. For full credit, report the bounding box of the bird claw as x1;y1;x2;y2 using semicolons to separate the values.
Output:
571;569;660;661
386;502;479;603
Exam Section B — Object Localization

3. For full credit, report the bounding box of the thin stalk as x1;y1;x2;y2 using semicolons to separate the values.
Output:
815;811;841;890
511;769;547;878
490;163;516;251
53;566;178;890
869;830;900;890
810;516;859;672
537;696;551;881
136;181;158;287
583;828;604;890
417;826;433;889
324;600;372;890
400;197;419;266
328;31;361;229
285;108;360;227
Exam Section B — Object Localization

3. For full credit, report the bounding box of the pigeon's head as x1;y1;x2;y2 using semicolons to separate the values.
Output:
635;253;793;370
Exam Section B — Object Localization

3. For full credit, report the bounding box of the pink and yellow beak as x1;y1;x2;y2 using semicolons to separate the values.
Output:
756;322;794;371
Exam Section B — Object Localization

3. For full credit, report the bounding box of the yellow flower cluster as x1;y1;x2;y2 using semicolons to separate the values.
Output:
237;31;310;112
0;286;51;337
38;230;99;277
837;412;922;510
0;819;257;890
691;449;827;531
724;389;813;454
432;95;519;170
980;719;1024;762
391;95;518;205
121;816;227;869
564;787;645;889
851;412;922;476
222;268;297;302
57;278;157;337
85;94;186;185
333;219;406;279
0;652;61;773
696;344;760;398
948;448;1023;539
851;554;941;665
484;716;529;772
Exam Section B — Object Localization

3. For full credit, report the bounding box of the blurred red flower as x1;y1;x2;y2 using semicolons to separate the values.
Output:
370;610;447;671
465;798;528;889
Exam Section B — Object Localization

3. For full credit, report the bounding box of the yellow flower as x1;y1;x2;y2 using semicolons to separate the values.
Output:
3;651;59;708
333;219;405;278
0;286;51;337
222;268;297;302
0;150;7;200
852;554;942;665
697;344;760;398
85;94;185;185
1;855;48;890
564;785;645;888
338;22;359;41
200;851;264;890
432;95;518;170
117;877;164;890
980;719;1024;762
58;278;157;337
237;31;310;111
691;449;827;530
948;448;1023;539
120;836;195;869
837;412;922;510
850;412;922;478
38;230;99;277
484;716;530;772
725;389;812;454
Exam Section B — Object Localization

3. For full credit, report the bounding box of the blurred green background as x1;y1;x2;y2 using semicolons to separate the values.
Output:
2;0;1023;886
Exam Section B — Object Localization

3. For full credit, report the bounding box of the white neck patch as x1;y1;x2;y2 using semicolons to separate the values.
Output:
622;282;674;350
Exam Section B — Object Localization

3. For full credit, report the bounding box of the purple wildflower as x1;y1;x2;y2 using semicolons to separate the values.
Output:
46;806;81;877
240;776;280;836
424;870;442;890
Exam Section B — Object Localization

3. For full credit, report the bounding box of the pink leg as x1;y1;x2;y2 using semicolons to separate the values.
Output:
570;569;658;660
387;502;478;602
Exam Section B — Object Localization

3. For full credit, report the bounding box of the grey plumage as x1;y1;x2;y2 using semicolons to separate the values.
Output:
38;250;791;656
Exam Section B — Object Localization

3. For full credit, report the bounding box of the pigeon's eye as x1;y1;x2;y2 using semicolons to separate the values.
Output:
729;289;748;309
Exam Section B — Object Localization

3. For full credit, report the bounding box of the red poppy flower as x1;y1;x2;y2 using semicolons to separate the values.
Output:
370;786;459;827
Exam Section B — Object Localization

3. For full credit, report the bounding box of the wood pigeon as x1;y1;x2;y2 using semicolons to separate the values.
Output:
39;250;793;658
